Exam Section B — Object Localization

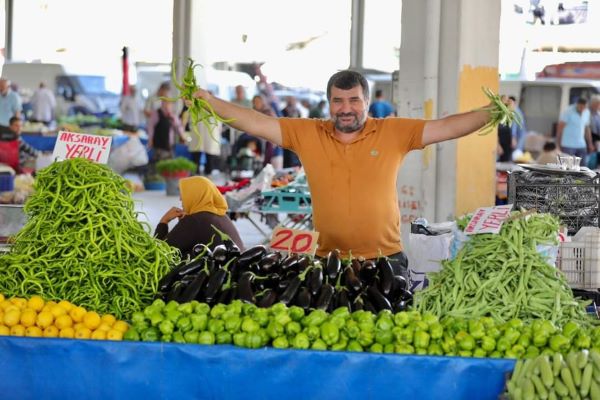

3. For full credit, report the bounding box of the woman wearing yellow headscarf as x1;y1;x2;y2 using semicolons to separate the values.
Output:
154;176;244;257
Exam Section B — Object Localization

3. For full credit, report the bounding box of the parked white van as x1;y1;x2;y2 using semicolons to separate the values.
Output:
499;77;600;137
1;61;120;116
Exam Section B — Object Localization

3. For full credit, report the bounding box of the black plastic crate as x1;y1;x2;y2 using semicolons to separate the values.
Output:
508;169;600;235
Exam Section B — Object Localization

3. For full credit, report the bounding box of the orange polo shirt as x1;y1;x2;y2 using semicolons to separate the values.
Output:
280;117;425;259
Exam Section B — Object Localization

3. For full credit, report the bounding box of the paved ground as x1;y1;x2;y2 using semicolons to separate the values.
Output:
132;189;273;249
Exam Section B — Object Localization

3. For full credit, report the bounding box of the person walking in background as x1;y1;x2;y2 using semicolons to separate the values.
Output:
182;104;223;175
144;82;171;121
309;100;328;119
280;96;302;168
368;89;395;118
120;85;142;132
231;85;251;108
147;100;185;161
0;79;22;127
589;95;600;168
30;82;56;126
509;95;526;151
252;94;279;167
556;97;594;165
155;176;244;258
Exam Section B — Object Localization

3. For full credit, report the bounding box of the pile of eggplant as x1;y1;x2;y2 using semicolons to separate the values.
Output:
156;241;413;313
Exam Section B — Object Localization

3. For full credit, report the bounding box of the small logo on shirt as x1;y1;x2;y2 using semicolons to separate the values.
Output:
370;149;379;157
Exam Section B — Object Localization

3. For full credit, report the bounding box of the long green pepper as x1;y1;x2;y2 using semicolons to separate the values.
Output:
0;158;180;318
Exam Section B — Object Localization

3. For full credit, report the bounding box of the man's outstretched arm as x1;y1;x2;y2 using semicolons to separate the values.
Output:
422;108;491;146
193;88;283;146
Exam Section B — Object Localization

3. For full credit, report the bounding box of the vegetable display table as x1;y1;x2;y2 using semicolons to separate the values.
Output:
0;336;515;400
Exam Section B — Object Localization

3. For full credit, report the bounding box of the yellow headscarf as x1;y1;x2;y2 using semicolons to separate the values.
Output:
179;176;228;216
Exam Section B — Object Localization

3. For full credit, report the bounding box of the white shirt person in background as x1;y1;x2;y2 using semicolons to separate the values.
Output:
30;82;57;126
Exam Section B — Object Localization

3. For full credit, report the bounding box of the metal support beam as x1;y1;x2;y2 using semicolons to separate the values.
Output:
172;0;192;84
349;0;365;69
4;0;13;61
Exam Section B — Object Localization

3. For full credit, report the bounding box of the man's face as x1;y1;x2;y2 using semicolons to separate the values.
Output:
591;101;600;112
329;85;368;134
9;120;22;135
576;103;587;114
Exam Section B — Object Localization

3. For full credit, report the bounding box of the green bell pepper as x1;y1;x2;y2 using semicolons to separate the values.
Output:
320;322;340;346
184;330;199;344
176;317;192;333
190;314;208;332
347;340;363;352
311;339;327;351
208;319;225;334
159;320;174;336
292;332;310;349
198;331;216;345
272;336;289;349
414;330;431;349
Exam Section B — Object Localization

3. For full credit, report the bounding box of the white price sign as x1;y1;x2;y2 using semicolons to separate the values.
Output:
52;131;112;164
464;204;513;235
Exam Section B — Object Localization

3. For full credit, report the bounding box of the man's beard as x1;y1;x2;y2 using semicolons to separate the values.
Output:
333;111;366;133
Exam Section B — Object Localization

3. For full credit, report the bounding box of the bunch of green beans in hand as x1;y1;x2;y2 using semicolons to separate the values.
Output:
415;211;591;329
0;158;180;319
162;58;233;143
477;87;523;135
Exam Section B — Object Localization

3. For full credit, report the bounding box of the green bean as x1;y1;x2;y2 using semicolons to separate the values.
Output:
162;58;233;146
0;158;180;318
415;211;590;328
477;87;523;135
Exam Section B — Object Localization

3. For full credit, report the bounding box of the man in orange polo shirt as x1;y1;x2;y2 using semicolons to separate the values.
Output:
192;70;492;279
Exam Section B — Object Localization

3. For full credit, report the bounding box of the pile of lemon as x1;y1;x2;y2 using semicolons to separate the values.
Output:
0;293;129;341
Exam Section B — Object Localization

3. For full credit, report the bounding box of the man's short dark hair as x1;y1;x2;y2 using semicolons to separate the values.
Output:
509;95;517;102
9;116;20;125
577;97;588;105
326;70;369;101
375;89;383;98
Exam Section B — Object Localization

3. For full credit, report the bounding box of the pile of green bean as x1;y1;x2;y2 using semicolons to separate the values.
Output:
0;158;180;318
415;212;591;328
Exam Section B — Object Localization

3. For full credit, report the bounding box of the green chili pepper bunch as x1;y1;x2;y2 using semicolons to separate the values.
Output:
163;58;233;144
0;158;180;318
415;211;591;328
477;86;523;135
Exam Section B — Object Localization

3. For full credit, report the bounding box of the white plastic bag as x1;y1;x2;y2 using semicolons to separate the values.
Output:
407;227;454;291
108;136;149;174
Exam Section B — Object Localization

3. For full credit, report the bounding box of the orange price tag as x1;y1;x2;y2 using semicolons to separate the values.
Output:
269;226;319;256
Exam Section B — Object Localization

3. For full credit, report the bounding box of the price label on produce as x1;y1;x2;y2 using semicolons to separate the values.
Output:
464;204;513;235
269;226;319;255
52;131;112;164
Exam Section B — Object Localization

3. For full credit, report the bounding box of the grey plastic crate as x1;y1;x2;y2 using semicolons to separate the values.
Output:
508;169;600;235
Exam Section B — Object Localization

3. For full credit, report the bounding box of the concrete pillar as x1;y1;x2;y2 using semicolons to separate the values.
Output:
349;0;365;69
172;0;210;92
397;0;500;236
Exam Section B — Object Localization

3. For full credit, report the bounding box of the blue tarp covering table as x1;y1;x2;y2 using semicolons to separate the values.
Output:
0;336;514;400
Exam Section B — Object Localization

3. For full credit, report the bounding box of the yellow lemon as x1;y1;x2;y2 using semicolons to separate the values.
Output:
69;306;87;322
112;320;129;333
101;314;117;327
96;323;112;332
73;322;85;331
1;301;18;312
0;325;9;335
25;326;43;338
3;309;21;327
43;325;59;338
55;314;73;330
49;305;67;318
90;329;106;340
27;295;45;312
20;309;37;327
83;311;101;330
59;327;75;339
106;329;123;341
10;297;27;309
10;324;25;336
0;293;4;302
36;311;54;329
57;300;73;312
74;327;92;340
